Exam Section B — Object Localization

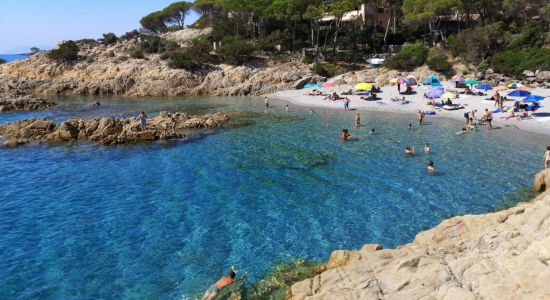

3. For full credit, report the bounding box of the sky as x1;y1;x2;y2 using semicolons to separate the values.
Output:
0;0;200;54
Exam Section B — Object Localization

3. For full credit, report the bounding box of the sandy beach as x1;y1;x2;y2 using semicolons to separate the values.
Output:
269;82;550;137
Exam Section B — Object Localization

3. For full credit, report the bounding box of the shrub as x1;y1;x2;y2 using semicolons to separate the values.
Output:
120;30;143;41
48;41;79;62
140;36;179;53
490;48;550;77
130;48;145;59
168;39;212;70
447;22;507;63
476;58;489;73
76;39;98;47
384;43;428;71
217;36;255;65
426;48;452;72
101;33;119;45
311;62;360;78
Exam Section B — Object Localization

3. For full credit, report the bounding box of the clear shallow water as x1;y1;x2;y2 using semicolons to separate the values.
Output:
0;97;546;299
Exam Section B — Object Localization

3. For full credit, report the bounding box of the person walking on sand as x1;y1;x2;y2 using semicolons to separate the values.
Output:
544;146;550;169
397;82;401;93
484;109;493;129
344;97;350;111
136;112;147;132
355;113;361;126
202;266;248;300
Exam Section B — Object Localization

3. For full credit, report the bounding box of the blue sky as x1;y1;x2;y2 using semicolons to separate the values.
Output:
0;0;200;53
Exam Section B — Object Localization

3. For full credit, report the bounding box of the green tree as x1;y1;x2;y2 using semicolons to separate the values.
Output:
140;11;168;33
48;41;79;62
163;1;192;29
403;0;462;45
303;4;322;50
101;33;119;45
266;0;301;50
30;47;40;54
321;0;363;54
217;36;255;65
194;0;222;26
384;43;428;71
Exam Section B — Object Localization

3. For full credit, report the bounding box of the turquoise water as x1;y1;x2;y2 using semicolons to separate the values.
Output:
0;54;29;63
0;97;546;299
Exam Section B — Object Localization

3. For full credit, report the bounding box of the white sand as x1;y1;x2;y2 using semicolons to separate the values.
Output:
268;82;550;137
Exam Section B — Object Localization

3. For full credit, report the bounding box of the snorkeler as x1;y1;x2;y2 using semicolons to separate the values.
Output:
202;266;248;300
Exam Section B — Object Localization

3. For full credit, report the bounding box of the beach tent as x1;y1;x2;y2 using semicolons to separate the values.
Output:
508;90;531;97
355;82;373;90
322;82;335;88
427;87;445;98
523;95;544;102
423;75;442;86
406;75;418;85
476;84;492;91
304;83;322;89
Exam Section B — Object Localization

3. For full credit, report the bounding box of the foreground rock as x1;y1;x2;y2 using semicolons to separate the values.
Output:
0;112;229;146
534;168;550;192
0;96;56;112
290;189;550;300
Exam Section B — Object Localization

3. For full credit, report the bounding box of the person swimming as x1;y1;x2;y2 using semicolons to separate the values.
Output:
408;123;413;131
370;128;375;134
405;146;415;155
341;129;352;141
427;160;435;174
456;127;467;135
355;113;361;126
202;266;248;300
424;143;430;153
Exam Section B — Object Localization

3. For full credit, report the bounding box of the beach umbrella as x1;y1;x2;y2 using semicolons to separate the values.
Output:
406;75;418;85
523;95;544;102
493;86;508;91
322;82;335;88
427;87;445;98
441;92;455;99
397;77;408;84
516;85;530;91
508;83;523;88
355;82;373;90
464;79;480;85
332;79;347;86
476;84;492;91
450;74;463;82
507;90;531;97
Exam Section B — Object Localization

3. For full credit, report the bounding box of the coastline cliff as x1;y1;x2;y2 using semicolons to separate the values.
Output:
0;29;320;98
289;169;550;300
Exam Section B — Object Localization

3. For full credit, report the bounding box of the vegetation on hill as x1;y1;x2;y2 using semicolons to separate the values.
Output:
48;41;79;62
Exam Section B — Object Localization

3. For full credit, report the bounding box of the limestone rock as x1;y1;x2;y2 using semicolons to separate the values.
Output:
0;96;56;112
536;71;550;83
534;169;550;192
289;191;550;300
294;76;312;89
522;70;535;77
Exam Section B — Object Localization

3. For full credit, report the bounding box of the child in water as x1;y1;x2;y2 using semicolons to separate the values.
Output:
427;161;435;174
341;129;352;141
424;143;430;153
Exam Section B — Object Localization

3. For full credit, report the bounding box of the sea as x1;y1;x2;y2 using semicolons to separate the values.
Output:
0;96;546;298
0;53;29;63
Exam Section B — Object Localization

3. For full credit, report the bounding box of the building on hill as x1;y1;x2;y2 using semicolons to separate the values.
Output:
320;3;391;28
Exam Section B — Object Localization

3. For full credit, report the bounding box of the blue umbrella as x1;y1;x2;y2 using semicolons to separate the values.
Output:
476;84;492;91
507;90;531;97
523;95;544;102
427;87;445;98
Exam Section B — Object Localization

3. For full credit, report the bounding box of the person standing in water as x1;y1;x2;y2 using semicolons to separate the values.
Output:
418;110;425;125
544;146;550;169
136;112;147;132
202;266;248;300
285;104;289;112
484;109;493;129
424;143;431;153
264;96;269;108
354;113;361;126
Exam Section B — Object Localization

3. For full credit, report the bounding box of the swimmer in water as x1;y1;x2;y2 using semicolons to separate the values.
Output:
408;123;413;131
424;143;430;153
405;146;415;155
285;104;289;112
457;127;467;135
427;160;435;174
341;129;352;141
370;128;375;134
355;113;361;126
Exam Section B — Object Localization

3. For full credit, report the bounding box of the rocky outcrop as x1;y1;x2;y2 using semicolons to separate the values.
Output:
290;189;550;300
534;169;550;193
0;96;56;112
0;112;229;147
0;29;321;98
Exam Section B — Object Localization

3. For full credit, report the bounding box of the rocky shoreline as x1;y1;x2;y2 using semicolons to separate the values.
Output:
0;112;229;147
288;169;550;300
0;96;56;112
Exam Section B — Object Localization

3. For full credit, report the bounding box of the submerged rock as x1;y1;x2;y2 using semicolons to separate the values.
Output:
0;96;56;112
289;189;550;300
0;112;230;147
